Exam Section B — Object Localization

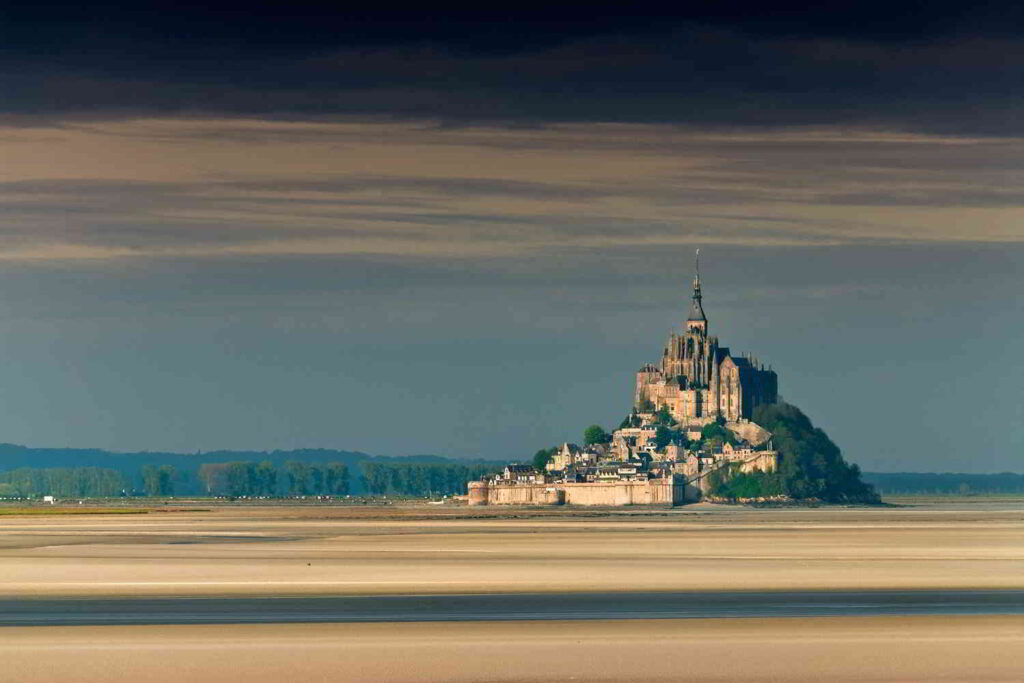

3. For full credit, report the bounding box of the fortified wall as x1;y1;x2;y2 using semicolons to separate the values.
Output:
469;476;691;506
682;449;779;496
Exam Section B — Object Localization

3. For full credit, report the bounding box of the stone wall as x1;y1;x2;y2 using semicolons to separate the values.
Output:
469;477;689;506
735;451;778;474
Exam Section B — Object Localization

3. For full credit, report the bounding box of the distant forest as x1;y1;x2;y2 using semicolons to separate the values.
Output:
0;443;502;498
861;472;1024;495
1;441;1020;499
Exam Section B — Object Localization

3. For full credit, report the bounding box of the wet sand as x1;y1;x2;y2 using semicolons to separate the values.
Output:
3;501;1023;681
1;501;1022;597
2;616;1021;682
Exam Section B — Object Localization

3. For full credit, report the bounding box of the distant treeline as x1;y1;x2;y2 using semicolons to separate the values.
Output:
0;459;502;498
360;462;497;496
0;467;125;498
197;461;351;497
862;472;1024;495
0;443;502;496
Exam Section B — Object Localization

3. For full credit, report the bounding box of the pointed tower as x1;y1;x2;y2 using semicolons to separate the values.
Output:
679;250;711;389
685;253;707;335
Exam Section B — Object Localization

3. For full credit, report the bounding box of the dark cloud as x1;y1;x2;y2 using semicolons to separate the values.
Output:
7;3;1024;53
3;5;1024;134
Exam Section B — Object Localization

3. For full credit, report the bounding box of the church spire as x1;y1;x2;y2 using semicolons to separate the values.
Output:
694;248;701;289
687;249;707;324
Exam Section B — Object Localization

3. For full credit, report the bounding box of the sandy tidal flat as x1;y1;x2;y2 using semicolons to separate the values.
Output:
2;501;1023;682
0;501;1022;596
2;616;1022;682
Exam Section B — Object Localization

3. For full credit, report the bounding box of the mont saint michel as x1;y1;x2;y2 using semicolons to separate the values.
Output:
470;262;784;506
5;5;1019;681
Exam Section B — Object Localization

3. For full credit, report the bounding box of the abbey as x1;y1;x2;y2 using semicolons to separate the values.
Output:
636;268;777;423
469;258;782;506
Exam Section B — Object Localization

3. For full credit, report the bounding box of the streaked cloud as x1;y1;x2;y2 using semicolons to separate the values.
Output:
2;118;1022;262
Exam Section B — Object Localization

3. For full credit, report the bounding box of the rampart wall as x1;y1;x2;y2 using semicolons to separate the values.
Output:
468;477;690;506
736;451;778;474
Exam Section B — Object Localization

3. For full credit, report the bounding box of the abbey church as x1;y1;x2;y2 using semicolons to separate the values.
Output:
635;267;777;423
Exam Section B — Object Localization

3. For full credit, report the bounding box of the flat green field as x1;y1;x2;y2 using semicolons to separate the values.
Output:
0;507;151;516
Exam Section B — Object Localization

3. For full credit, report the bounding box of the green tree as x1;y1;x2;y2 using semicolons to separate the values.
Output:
199;463;227;494
654;426;688;451
653;405;674;426
141;464;161;496
254;460;277;496
325;462;349;495
427;466;445;495
653;425;674;451
390;465;406;494
284;460;312;495
444;465;463;494
309;464;325;495
156;465;175;496
700;422;737;446
224;462;256;497
583;425;610;446
360;462;389;495
411;466;428;495
532;447;557;471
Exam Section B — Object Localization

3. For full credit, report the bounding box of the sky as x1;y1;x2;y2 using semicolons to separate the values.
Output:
1;3;1022;471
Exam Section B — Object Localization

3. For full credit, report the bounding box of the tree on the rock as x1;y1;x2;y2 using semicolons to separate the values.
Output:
583;425;610;446
752;402;879;503
653;405;674;426
533;447;557;472
653;426;673;451
700;422;736;446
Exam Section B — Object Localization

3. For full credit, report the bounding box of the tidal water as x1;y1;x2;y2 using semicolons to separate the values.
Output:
2;590;1022;626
